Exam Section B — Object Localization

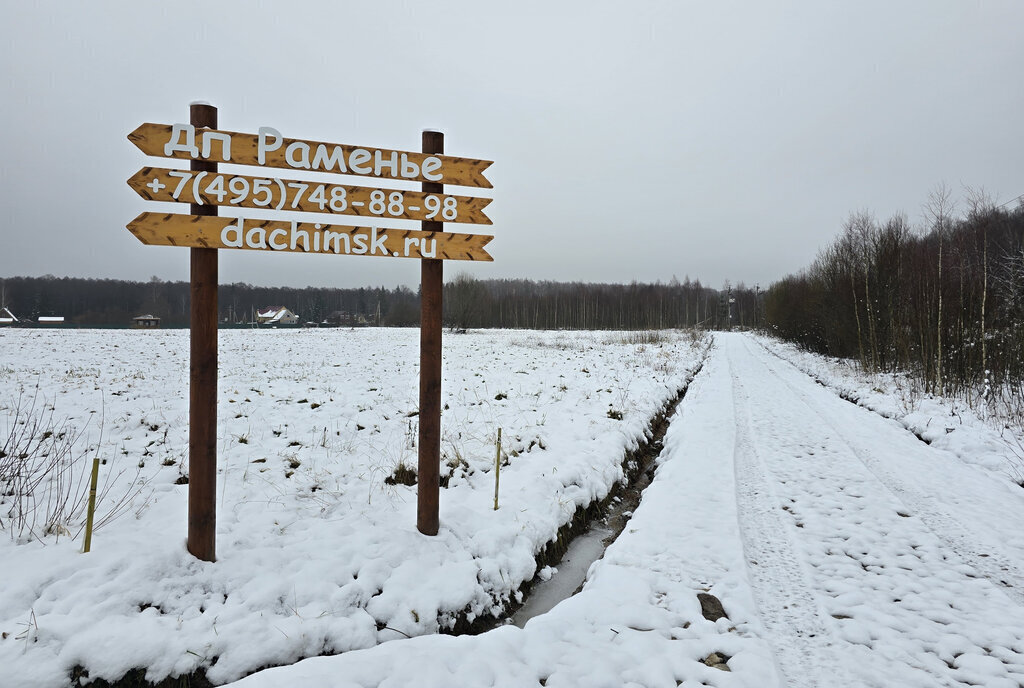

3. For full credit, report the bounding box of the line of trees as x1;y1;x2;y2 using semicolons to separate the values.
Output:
764;186;1024;399
444;276;762;331
0;276;422;327
0;274;764;331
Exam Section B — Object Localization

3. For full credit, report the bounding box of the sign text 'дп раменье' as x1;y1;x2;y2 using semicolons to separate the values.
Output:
128;123;493;188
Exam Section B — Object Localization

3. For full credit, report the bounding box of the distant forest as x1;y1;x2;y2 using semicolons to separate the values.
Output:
0;274;761;331
8;186;1019;402
765;187;1024;397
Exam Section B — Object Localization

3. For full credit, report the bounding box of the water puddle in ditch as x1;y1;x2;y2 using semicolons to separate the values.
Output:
507;458;660;627
510;525;612;626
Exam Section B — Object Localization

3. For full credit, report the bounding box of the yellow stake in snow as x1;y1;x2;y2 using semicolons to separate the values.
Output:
493;428;502;511
83;458;100;553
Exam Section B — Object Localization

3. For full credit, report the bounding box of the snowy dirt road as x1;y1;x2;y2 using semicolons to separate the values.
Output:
229;333;1024;688
727;334;1024;687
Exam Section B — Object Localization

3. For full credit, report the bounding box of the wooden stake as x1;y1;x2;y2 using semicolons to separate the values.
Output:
82;458;100;553
188;102;218;562
493;428;502;511
417;129;444;536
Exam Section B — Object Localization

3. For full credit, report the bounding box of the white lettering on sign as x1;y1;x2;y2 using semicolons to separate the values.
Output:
219;220;400;257
257;127;283;165
245;226;268;248
370;227;388;255
201;131;232;161
164;124;199;157
162;124;450;181
323;229;349;254
421;237;437;258
312;144;347;173
285;141;312;169
373;150;398;177
268;228;288;250
164;124;234;161
401;154;419;179
146;170;460;220
348;149;371;174
421;157;442;181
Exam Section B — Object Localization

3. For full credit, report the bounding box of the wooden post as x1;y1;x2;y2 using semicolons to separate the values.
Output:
493;428;502;511
82;457;100;553
417;129;444;536
188;102;218;562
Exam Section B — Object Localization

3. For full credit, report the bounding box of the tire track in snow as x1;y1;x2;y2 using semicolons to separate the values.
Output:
747;337;1024;608
730;361;857;687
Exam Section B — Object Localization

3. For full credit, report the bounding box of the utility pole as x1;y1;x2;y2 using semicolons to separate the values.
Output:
727;286;734;331
754;284;760;329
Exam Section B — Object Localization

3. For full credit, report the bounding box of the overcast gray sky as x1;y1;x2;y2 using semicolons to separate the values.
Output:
2;1;1022;291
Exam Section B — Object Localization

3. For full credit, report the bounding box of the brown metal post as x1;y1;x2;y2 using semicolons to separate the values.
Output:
417;129;444;536
188;102;218;562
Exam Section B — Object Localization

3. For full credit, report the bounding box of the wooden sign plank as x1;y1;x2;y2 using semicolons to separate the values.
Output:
127;167;492;225
127;212;493;262
128;123;493;188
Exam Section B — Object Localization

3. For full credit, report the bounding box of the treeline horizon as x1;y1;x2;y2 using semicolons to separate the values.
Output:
764;185;1024;398
0;273;762;331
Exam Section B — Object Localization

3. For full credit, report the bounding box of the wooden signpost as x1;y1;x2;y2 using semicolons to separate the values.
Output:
418;130;444;536
127;104;494;560
188;103;218;564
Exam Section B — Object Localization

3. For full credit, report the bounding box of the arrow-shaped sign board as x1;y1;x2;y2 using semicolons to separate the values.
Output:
127;212;493;262
127;167;492;225
128;123;493;188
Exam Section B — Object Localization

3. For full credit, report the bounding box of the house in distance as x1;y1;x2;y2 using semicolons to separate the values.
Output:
132;314;161;328
256;306;299;327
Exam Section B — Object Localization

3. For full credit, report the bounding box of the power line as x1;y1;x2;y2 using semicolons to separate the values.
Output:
996;192;1024;210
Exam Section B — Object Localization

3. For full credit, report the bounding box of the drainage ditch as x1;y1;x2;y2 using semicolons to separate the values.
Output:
458;359;705;634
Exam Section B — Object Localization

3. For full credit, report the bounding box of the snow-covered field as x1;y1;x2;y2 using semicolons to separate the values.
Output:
0;328;705;687
227;334;1024;688
5;329;1024;688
